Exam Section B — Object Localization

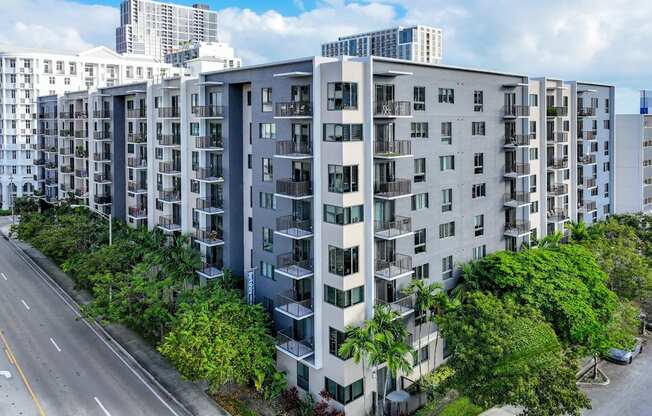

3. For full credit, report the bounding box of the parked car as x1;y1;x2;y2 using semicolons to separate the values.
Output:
606;339;644;364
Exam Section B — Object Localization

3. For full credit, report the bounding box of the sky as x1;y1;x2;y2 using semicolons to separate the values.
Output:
0;0;649;113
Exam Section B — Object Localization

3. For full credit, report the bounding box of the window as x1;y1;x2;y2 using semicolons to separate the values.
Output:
329;328;350;360
262;158;273;181
327;82;358;110
323;123;363;141
325;378;363;405
530;201;539;214
471;122;486;136
603;162;610;172
414;86;426;111
438;88;454;103
604;120;611;129
474;153;484;174
442;255;454;279
411;122;428;138
259;123;276;139
414;158;426;182
473;90;483;112
529;94;539;107
261;88;272;112
439;222;455;239
530;120;537;135
414;229;426;254
190;122;199;136
324;285;364;308
530;174;537;193
474;214;485;236
297;363;309;391
260;261;275;280
604;182;610;198
323;204;364;225
328;246;359;276
328;165;358;193
412;193;429;210
473;245;487;260
440;155;455;171
442;188;453;212
472;183;486;199
262;228;274;252
604;141;609;156
441;122;452;144
529;148;539;161
259;192;276;209
413;263;430;280
191;93;199;108
605;98;610;113
413;345;429;366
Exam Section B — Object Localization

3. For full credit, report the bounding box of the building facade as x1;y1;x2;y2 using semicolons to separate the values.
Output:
36;56;615;415
321;26;443;64
0;46;178;209
614;113;652;214
116;0;219;60
164;41;241;70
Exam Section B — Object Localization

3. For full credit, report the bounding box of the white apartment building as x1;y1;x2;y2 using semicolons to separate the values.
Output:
116;0;219;60
164;41;242;71
321;26;443;64
0;46;179;209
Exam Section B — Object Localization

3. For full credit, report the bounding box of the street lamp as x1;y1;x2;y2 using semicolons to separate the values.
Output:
70;204;112;246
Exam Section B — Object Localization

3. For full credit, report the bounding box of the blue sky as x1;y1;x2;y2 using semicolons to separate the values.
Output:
73;0;318;15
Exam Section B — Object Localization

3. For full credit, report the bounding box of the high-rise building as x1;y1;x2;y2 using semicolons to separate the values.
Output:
37;55;615;414
321;26;443;64
0;46;179;209
116;0;219;60
164;41;242;71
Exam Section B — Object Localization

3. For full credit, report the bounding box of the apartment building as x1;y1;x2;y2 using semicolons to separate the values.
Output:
0;46;178;209
164;41;242;70
322;26;443;64
36;55;615;414
116;0;219;60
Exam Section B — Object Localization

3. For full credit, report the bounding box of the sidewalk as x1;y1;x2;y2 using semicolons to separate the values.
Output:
1;220;229;416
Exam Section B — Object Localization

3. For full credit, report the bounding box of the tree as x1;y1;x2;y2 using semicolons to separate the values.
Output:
339;325;373;415
402;280;440;382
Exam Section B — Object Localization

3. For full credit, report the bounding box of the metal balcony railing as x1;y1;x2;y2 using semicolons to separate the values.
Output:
197;261;224;279
276;140;312;157
74;169;88;178
192;105;225;118
94;131;111;140
275;102;312;117
60;166;73;174
577;107;596;117
276;327;313;358
276;253;313;279
127;157;147;168
374;216;412;239
374;140;412;157
504;105;530;118
547;158;569;170
193;228;224;245
94;173;111;183
59;112;73;119
375;293;414;316
157;134;180;146
375;254;412;280
504;192;531;205
194;166;223;181
158;189;181;202
74;130;87;138
547;209;569;222
578;200;597;213
128;207;147;218
276;291;313;318
547;106;568;117
127;108;146;118
93;110;111;119
578;154;597;164
276;215;313;238
158;215;180;231
93;153;111;162
94;195;112;205
157;107;179;118
505;163;530;176
547;132;568;143
505;220;531;235
195;135;223;149
127;181;147;193
548;183;568;196
504;134;534;146
374;178;411;198
276;179;312;198
128;133;147;143
196;197;223;213
578;131;597;141
374;101;411;117
59;147;74;156
74;111;87;119
578;177;597;188
158;162;181;174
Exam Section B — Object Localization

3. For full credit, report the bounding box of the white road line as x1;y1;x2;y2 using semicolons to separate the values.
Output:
94;397;112;416
1;272;6;280
49;338;61;352
20;299;30;310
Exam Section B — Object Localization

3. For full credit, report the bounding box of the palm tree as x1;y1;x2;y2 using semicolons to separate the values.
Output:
429;288;450;372
566;220;589;242
339;325;373;415
402;280;439;383
537;230;563;248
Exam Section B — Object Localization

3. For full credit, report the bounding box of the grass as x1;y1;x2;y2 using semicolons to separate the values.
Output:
439;397;483;416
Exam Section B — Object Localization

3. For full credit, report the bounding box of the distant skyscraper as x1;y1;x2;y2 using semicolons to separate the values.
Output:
321;25;443;64
116;0;219;60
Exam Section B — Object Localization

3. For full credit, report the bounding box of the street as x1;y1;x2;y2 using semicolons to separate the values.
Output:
0;220;187;416
582;336;652;416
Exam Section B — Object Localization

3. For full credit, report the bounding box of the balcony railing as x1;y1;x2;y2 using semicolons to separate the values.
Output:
194;166;223;181
547;106;568;117
375;254;412;280
374;178;411;198
547;209;569;222
128;207;147;218
375;293;414;316
276;215;313;238
127;108;146;118
504;192;531;205
127;181;147;193
276;253;313;279
94;195;112;205
196;197;223;213
505;163;530;176
34;158;46;166
93;153;111;162
504;105;530;118
158;189;181;202
547;158;569;170
374;101;411;117
128;133;147;143
94;173;111;183
374;216;412;239
195;136;223;149
578;200;597;213
197;262;224;279
45;162;58;170
75;148;88;158
193;228;224;246
157;107;179;118
276;327;313;358
60;166;73;174
578;154;597;164
504;134;534;146
157;134;181;146
59;112;73;119
548;183;568;196
127;157;147;168
93;110;111;119
578;177;597;188
275;140;312;157
59;147;74;156
158;215;181;231
578;130;598;141
74;111;87;119
74;169;88;178
158;162;181;175
59;129;72;137
94;131;111;140
276;291;313;318
274;102;312;118
547;132;568;143
74;130;87;138
577;107;596;117
276;179;312;198
505;220;531;235
374;140;412;158
192;105;225;118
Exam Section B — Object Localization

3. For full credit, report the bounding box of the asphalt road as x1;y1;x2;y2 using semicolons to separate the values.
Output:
582;336;652;416
0;222;187;416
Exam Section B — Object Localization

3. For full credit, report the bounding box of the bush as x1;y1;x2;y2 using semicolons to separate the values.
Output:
438;397;482;416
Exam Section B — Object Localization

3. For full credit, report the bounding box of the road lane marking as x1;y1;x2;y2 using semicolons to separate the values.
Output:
49;338;61;352
21;299;30;310
1;272;6;280
0;329;46;416
94;397;112;416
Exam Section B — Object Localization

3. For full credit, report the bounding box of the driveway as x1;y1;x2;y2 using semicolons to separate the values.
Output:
582;335;652;416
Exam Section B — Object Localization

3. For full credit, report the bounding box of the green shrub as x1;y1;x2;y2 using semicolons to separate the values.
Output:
438;397;483;416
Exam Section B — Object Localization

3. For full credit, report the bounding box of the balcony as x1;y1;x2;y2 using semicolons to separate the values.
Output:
93;152;111;162
195;197;224;215
276;327;313;360
548;183;568;196
127;157;147;169
504;220;531;237
193;228;224;246
275;140;312;159
74;169;88;178
275;179;312;199
374;140;412;158
94;131;111;141
44;178;58;186
194;166;223;182
192;105;225;118
276;215;313;239
128;207;147;219
34;158;46;166
94;195;112;205
158;189;181;203
376;293;414;318
547;132;568;143
504;134;534;147
374;216;412;240
75;148;88;158
578;154;597;165
547;209;569;223
74;188;88;197
59;112;73;119
46;146;58;154
94;173;111;184
74;111;87;119
374;101;411;117
274;102;312;118
375;254;413;281
40;129;58;136
157;134;180;147
74;130;87;138
504;192;531;207
197;262;224;280
127;133;147;144
276;253;313;280
60;166;73;174
158;162;181;175
127;108;146;119
504;163;530;177
158;215;181;232
547;158;569;170
577;107;596;117
504;105;530;118
127;181;147;194
59;147;74;156
195;136;224;150
93;110;111;119
578;131;597;141
578;200;598;213
374;178;411;199
59;129;72;137
547;106;568;117
275;291;313;319
578;177;597;189
157;107;179;118
45;162;58;170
